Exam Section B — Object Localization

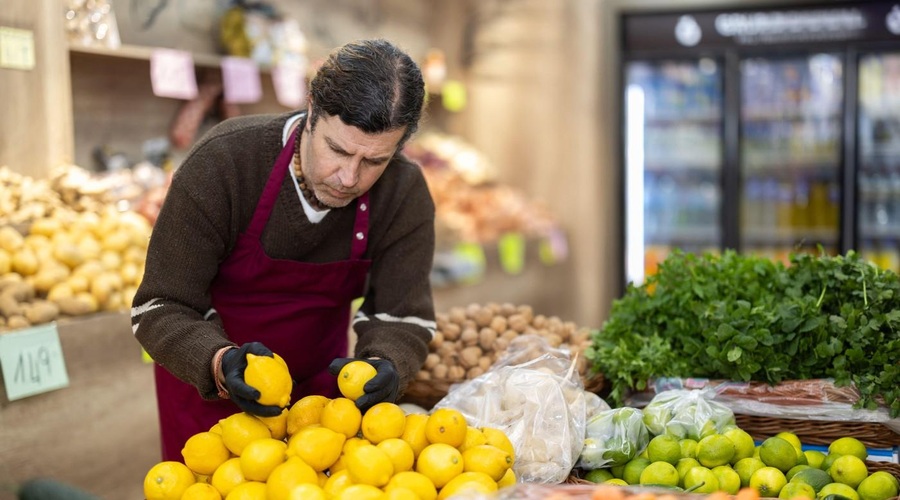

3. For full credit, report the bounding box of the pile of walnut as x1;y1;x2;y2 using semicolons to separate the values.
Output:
416;303;593;384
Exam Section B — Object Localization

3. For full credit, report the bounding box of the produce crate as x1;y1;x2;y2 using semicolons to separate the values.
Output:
734;414;900;450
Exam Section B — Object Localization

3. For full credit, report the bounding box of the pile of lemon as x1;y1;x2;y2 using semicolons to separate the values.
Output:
143;359;516;500
584;428;899;500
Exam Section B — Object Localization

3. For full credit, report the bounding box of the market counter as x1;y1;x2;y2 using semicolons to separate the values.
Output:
0;312;157;500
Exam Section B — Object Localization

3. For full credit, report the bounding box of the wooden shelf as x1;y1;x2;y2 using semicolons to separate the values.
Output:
68;42;271;72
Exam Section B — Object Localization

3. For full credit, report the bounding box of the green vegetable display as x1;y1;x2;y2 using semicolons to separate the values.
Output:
586;249;900;417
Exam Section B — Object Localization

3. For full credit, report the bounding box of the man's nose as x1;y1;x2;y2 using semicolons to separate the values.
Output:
337;160;360;187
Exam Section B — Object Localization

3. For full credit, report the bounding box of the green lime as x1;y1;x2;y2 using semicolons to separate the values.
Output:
828;437;868;461
818;482;861;500
604;478;628;486
789;467;832;492
723;427;756;464
821;453;841;472
749;466;787;497
787;464;813;481
647;434;682;465
857;471;900;500
639;461;680;487
683;466;719;494
697;434;736;468
778;481;815;500
612;407;642;424
622;457;652;485
583;468;615;484
775;431;803;454
610;463;626;479
759;436;798;473
803;450;826;470
679;439;698;459
734;457;766;488
828;454;868;488
712;465;741;495
675;458;701;486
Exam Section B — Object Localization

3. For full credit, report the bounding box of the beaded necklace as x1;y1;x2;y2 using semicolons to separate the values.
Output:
291;127;328;211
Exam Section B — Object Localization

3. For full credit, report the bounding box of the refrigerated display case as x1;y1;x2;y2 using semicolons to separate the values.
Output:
620;1;900;286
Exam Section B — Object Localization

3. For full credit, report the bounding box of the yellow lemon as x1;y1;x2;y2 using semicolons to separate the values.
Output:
384;487;419;500
144;461;196;500
481;426;515;460
377;438;415;473
336;484;386;500
437;471;498;500
238;437;286;482
497;468;517;489
288;483;327;500
458;426;487;452
424;408;467;448
219;413;271;456
400;413;429;458
224;480;266;500
209;423;223;435
323;469;354;497
286;425;345;471
385;471;438;500
286;395;330;436
338;360;377;401
210;457;245;497
181;482;221;500
244;353;292;408
343;436;372;455
182;431;231;476
317;471;328;487
347;443;394;487
266;456;319;500
462;444;513;481
362;402;407;444
320;397;362;438
257;408;288;440
417;443;464;488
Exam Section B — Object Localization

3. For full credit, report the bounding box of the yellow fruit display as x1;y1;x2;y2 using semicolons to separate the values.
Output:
181;431;231;476
322;469;354;498
437;471;498;499
424;408;467;448
497;468;517;489
244;353;292;408
377;438;416;474
337;360;377;401
143;461;196;500
400;413;430;458
385;471;438;500
224;481;266;500
238;437;286;482
346;443;394;487
219;413;271;456
286;425;344;471
287;483;327;500
336;484;387;500
481;426;516;460
417;443;464;488
180;482;222;500
361;402;407;444
257;408;289;440
458;426;487;452
462;444;513;481
320;397;362;438
210;457;245;497
286;395;330;436
265;457;318;500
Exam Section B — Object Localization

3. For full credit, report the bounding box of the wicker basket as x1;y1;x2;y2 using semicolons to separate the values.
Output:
734;414;900;449
400;371;605;410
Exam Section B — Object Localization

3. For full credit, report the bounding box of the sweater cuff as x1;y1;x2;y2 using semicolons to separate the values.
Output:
354;328;428;395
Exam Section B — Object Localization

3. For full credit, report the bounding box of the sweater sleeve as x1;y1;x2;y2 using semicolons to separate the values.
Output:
352;163;436;394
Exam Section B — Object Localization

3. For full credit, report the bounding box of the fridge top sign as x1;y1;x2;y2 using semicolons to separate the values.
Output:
624;2;900;51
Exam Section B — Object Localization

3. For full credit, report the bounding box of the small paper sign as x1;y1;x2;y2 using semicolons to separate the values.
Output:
272;58;307;108
222;56;262;104
540;228;569;265
150;48;198;100
0;323;69;401
0;27;35;70
498;233;526;275
453;242;487;284
441;80;467;112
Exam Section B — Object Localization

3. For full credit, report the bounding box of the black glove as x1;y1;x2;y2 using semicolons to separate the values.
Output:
221;342;284;417
328;357;399;412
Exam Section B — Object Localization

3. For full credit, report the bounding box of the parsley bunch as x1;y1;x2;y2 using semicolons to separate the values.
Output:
587;250;900;417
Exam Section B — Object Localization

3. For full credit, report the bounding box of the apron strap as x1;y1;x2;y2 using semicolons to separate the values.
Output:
245;128;298;238
350;192;370;260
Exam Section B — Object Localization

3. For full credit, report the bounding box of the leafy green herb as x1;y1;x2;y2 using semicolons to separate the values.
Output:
586;250;900;417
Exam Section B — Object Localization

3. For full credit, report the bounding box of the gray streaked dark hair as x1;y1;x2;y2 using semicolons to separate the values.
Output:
307;38;426;150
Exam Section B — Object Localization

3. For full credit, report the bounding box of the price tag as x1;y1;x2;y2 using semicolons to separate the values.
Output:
498;232;526;275
150;48;198;100
222;56;262;104
0;27;35;70
271;58;307;108
0;323;69;401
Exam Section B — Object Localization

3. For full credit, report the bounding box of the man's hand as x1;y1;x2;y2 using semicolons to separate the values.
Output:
328;357;399;412
221;342;284;417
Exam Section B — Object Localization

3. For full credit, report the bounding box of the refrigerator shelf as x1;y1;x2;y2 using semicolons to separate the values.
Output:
858;226;900;240
742;227;838;247
646;226;721;246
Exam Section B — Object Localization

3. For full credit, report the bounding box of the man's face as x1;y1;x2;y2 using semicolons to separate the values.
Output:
301;111;406;209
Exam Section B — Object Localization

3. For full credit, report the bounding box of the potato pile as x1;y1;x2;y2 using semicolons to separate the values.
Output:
415;303;594;385
0;165;113;225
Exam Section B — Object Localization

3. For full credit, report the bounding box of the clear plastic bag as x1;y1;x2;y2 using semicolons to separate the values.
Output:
434;335;609;484
641;389;735;439
579;407;650;469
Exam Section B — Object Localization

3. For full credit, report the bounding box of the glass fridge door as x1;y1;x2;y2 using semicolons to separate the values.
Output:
858;52;900;272
624;58;723;285
739;54;843;264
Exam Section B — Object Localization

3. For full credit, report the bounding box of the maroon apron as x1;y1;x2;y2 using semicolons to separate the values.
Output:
153;129;372;461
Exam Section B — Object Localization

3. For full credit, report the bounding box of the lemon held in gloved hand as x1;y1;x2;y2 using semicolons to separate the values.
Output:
221;342;290;416
329;357;399;412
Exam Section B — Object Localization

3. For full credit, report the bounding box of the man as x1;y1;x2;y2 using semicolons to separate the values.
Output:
132;38;436;461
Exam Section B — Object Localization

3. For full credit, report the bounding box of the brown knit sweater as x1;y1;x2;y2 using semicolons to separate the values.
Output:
132;112;436;400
